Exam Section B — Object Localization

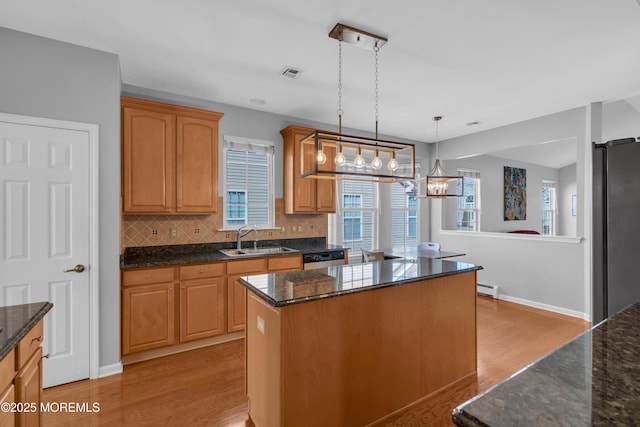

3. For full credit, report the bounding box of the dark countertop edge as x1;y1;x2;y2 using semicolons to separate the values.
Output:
451;408;487;427
239;265;483;308
120;241;348;270
0;302;53;361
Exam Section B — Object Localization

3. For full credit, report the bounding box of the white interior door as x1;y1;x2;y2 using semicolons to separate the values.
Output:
0;118;91;387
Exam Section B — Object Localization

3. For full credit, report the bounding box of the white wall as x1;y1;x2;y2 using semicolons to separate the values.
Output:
432;107;590;319
603;99;640;142
0;27;122;369
441;155;560;234
558;163;577;237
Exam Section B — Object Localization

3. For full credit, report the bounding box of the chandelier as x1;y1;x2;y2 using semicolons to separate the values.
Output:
300;23;415;183
420;116;464;198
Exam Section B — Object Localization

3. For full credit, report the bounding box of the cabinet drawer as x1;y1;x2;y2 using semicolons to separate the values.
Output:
122;267;176;286
0;349;15;390
180;262;225;280
227;258;267;275
16;319;43;369
268;255;302;272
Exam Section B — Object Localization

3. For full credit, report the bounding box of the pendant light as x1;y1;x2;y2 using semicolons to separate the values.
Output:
299;23;415;183
421;116;464;198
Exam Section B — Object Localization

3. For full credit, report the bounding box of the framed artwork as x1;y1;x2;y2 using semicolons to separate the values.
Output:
571;194;577;216
504;166;526;221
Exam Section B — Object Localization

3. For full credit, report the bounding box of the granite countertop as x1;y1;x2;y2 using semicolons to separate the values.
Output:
0;302;53;361
120;237;346;269
239;257;482;307
452;302;640;427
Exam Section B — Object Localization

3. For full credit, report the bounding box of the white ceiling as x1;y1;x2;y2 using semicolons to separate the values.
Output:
2;0;640;143
484;137;577;169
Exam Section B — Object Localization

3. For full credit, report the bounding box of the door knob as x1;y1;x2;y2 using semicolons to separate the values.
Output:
63;264;86;273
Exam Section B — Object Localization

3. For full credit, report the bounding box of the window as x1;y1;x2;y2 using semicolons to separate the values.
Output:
391;181;419;249
456;170;481;231
338;180;377;253
223;136;275;228
541;180;557;236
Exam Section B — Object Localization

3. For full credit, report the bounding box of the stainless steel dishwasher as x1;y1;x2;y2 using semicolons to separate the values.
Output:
302;250;346;269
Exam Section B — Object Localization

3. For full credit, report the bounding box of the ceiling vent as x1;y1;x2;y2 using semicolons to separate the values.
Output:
466;121;481;126
281;66;303;79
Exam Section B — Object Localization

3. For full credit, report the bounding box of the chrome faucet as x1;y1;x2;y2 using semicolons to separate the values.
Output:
236;225;258;250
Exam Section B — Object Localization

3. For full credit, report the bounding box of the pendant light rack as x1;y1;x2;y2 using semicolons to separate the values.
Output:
300;23;415;183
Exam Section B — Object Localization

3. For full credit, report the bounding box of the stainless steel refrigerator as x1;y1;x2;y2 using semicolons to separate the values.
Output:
593;137;640;323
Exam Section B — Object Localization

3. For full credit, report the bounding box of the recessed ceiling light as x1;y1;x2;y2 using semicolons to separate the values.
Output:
466;121;481;126
281;66;303;79
249;98;266;106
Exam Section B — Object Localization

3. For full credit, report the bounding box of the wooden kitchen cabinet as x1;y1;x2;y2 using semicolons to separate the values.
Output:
226;258;267;333
227;255;303;332
179;263;226;342
121;267;177;355
15;348;41;427
281;125;336;214
121;97;223;214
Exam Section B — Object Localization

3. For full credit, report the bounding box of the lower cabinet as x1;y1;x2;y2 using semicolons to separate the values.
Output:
0;318;45;427
121;254;303;356
179;278;225;342
122;283;175;354
15;348;42;427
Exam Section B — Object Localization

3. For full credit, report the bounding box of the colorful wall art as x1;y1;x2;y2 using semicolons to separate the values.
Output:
504;166;526;221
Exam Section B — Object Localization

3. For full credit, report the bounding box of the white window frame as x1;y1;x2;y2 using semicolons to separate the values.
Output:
333;181;379;254
222;135;275;229
391;181;419;249
541;180;557;236
457;169;481;232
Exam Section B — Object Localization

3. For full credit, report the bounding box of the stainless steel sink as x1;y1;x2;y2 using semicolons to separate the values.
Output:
219;247;298;257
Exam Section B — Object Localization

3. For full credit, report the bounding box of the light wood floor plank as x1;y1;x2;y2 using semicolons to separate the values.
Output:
43;296;589;426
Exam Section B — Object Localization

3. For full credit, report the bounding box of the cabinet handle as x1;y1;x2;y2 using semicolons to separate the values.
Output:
31;336;43;343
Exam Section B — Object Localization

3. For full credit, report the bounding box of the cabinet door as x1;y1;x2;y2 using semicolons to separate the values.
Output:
0;384;15;427
282;126;316;213
227;277;247;332
122;283;175;355
176;116;219;213
315;144;336;213
179;278;225;342
122;106;174;213
15;348;41;427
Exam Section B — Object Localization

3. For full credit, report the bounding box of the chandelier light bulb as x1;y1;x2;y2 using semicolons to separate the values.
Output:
354;153;365;168
316;149;327;165
371;150;383;169
388;153;398;171
334;145;346;165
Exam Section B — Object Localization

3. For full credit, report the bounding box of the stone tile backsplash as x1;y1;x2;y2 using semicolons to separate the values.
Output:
121;198;328;251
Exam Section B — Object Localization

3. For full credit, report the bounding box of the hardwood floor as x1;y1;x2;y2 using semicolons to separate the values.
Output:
43;297;589;426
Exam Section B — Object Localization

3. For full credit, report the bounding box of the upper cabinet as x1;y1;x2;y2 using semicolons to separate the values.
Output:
281;125;336;214
121;97;223;214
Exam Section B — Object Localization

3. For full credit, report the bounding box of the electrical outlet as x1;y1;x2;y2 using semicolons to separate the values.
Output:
170;228;177;239
225;233;230;238
257;316;265;335
151;229;158;236
297;225;302;232
194;228;200;234
268;231;273;237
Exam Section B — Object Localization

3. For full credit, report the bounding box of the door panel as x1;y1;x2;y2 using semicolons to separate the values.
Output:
0;120;90;388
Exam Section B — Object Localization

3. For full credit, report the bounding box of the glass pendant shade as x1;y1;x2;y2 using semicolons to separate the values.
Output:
421;158;464;198
371;150;383;169
316;147;327;164
334;145;346;165
388;153;398;171
353;147;365;168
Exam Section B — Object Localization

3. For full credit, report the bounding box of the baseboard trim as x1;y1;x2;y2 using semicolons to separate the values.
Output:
498;294;590;322
99;362;123;378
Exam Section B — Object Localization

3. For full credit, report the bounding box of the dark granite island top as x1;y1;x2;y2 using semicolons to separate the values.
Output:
453;302;640;427
239;257;483;307
0;302;53;360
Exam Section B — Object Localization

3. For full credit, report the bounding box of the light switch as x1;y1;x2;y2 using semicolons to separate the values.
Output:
257;315;265;334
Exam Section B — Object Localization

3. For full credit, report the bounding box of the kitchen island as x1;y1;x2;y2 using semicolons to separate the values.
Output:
239;257;483;427
453;302;640;426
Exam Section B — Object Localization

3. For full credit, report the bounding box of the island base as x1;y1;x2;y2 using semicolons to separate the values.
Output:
246;271;478;427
